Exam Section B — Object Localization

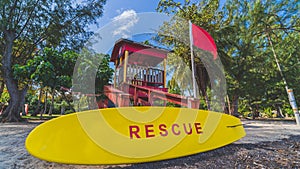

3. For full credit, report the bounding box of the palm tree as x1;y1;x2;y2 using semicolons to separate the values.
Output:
167;53;193;97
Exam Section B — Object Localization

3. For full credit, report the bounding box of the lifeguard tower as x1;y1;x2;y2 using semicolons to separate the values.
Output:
103;39;199;108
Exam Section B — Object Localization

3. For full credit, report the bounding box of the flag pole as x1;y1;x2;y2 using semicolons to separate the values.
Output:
267;34;300;126
189;20;197;99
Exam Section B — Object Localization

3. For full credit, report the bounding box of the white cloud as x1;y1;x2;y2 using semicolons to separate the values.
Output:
116;8;124;14
112;9;139;38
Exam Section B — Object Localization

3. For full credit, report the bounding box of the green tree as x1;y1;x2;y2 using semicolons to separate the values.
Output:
166;52;193;96
0;0;106;122
222;0;300;116
166;78;182;107
157;0;229;110
73;48;114;110
157;0;300;116
14;48;78;116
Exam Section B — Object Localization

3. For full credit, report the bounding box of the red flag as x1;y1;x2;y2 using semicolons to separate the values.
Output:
190;23;217;60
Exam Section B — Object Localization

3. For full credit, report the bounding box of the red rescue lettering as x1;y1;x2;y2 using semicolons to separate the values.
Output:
172;123;181;135
129;125;141;139
159;124;168;136
194;123;202;134
183;123;193;135
129;122;202;139
145;124;155;138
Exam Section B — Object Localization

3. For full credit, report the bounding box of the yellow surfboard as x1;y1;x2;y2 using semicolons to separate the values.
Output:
25;107;245;164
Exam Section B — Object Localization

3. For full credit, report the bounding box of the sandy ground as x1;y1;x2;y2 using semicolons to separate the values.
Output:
0;120;299;169
236;120;300;144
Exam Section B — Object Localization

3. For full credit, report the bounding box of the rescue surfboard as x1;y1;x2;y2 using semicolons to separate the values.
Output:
25;107;245;164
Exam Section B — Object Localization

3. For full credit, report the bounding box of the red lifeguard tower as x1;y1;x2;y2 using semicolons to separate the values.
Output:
103;39;199;108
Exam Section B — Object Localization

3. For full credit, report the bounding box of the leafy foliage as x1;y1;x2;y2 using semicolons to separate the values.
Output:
0;0;106;121
156;0;231;110
157;0;300;117
166;78;182;107
73;48;114;96
13;47;78;89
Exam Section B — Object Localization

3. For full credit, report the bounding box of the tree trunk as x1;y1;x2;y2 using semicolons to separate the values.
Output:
0;81;4;98
61;92;76;112
204;93;211;110
231;95;239;116
195;63;211;110
61;105;65;115
41;91;48;119
276;105;284;118
0;82;5;114
1;82;27;122
87;96;98;110
1;30;28;122
32;87;43;116
226;95;232;115
48;89;55;116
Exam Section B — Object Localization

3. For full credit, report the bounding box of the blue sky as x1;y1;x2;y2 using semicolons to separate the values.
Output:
96;0;226;28
97;0;162;26
89;0;227;50
88;0;228;58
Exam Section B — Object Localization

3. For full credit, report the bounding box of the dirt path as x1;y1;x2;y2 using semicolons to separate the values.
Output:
237;120;300;144
0;120;299;169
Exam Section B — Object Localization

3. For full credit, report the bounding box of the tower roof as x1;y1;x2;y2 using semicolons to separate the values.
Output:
110;39;169;66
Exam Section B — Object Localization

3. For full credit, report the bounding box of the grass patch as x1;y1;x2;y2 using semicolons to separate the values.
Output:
21;114;61;121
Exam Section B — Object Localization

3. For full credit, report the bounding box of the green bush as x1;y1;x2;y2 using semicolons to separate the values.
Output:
241;111;251;118
283;107;294;117
52;102;61;114
0;91;10;104
238;100;249;114
261;107;275;118
26;94;42;115
65;109;75;114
